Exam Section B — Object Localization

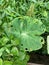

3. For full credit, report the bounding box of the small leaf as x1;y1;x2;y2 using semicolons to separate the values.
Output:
0;58;3;65
11;47;19;56
5;48;10;54
4;61;13;65
0;48;4;57
45;2;49;9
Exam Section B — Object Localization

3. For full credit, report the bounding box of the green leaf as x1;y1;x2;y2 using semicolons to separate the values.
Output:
11;47;19;56
5;48;10;54
0;20;2;25
0;0;3;5
0;37;9;46
3;16;45;51
43;17;49;32
14;53;29;65
20;35;44;51
45;2;49;9
0;48;4;57
0;58;3;65
4;61;13;65
19;51;26;60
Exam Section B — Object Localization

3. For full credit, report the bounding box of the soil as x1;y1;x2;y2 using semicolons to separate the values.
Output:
28;52;49;65
28;63;44;65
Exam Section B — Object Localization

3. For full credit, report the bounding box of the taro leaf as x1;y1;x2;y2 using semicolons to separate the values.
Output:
20;35;44;51
3;16;45;51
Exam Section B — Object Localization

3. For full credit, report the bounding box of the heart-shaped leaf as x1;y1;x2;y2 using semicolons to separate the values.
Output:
3;16;45;51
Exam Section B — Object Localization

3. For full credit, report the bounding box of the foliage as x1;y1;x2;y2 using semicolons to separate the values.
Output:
0;0;49;65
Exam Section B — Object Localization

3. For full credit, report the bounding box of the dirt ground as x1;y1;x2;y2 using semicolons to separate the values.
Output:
28;63;44;65
28;53;49;65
